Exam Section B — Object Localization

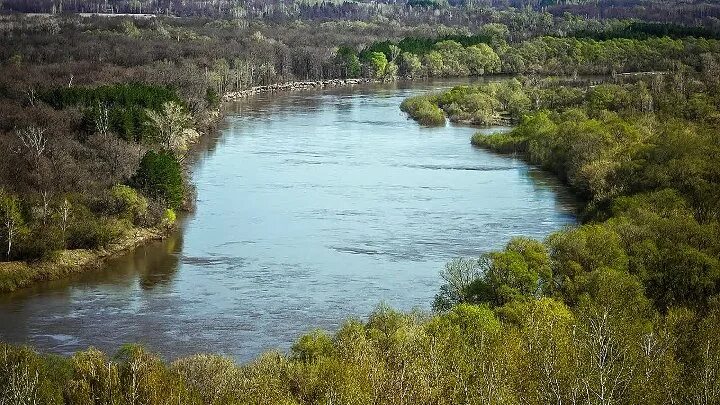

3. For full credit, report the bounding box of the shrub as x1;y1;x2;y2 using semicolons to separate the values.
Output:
67;216;130;250
205;87;220;108
400;96;446;126
161;208;176;230
471;131;527;153
291;330;334;363
132;150;184;209
14;225;65;262
105;184;148;225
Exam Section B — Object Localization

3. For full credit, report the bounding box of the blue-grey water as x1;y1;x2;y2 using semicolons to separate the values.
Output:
0;81;577;362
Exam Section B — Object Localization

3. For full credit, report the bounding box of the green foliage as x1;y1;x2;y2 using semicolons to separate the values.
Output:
464;43;501;75
106;185;149;225
365;51;388;78
399;96;445;126
161;208;177;230
4;15;720;405
291;330;334;363
437;238;552;309
1;301;719;404
41;84;182;142
336;46;361;78
428;74;720;312
398;52;422;78
14;225;64;262
66;216;130;250
471;131;526;153
132;150;184;209
205;87;220;109
416;80;532;125
433;257;483;311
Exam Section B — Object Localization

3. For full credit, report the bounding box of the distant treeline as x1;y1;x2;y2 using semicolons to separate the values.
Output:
2;0;720;29
571;21;720;41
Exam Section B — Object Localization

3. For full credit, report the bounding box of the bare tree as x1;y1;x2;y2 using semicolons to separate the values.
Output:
16;126;48;170
60;198;71;236
40;190;50;225
433;257;483;311
95;102;110;136
25;88;36;107
0;191;22;260
93;133;142;182
144;102;197;157
0;348;39;405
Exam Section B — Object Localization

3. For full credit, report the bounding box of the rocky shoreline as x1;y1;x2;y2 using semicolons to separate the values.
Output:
222;78;377;102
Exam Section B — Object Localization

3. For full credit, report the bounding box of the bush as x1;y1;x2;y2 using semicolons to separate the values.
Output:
104;184;148;225
14;225;65;262
291;330;334;363
205;87;220;108
471;131;527;153
400;96;446;126
67;216;130;250
132;150;184;209
161;208;176;230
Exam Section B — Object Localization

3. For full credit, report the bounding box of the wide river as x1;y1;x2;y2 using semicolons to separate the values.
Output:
0;80;577;362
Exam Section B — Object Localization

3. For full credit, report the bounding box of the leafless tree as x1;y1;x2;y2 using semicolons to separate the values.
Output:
40;190;50;225
59;198;71;236
95;102;110;136
25;88;36;107
0;192;21;259
16;126;48;170
87;133;143;184
0;348;39;405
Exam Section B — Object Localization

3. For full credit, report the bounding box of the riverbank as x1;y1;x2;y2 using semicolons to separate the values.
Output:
222;78;379;102
0;79;579;360
0;77;383;294
0;227;164;293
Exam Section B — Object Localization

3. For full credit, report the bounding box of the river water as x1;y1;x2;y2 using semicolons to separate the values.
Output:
0;80;578;362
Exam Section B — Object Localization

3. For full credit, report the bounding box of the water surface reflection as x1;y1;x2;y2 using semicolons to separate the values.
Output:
0;80;578;362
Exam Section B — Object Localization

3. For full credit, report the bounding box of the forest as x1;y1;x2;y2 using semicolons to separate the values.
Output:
4;11;718;270
2;2;720;404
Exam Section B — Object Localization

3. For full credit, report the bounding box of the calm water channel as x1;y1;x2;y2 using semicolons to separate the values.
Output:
0;80;578;362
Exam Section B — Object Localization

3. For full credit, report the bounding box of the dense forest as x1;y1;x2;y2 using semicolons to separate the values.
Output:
2;0;720;28
4;11;718;270
2;2;720;404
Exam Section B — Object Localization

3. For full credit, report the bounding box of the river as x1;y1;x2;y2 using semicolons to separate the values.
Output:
0;80;578;362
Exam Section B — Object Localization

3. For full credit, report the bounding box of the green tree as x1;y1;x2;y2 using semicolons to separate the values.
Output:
548;224;629;303
464;44;501;75
366;52;388;79
423;51;444;77
467;238;551;307
336;46;361;78
292;330;334;363
399;52;422;78
435;40;468;77
132;150;184;209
